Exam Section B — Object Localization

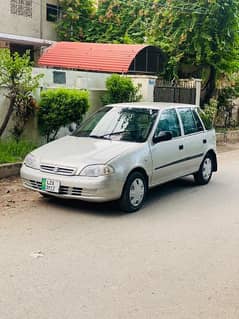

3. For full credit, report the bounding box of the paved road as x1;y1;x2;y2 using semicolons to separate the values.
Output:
0;150;239;319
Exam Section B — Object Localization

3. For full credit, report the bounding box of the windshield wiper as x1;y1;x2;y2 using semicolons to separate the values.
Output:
89;130;141;140
89;131;125;139
102;131;126;137
89;134;111;139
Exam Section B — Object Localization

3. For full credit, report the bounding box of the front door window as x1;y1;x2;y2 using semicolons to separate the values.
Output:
154;108;181;138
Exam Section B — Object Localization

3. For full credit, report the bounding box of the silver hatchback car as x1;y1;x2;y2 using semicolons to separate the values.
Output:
21;102;217;212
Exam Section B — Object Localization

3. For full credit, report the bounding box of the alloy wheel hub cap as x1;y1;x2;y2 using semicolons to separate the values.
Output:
129;178;145;207
202;158;212;180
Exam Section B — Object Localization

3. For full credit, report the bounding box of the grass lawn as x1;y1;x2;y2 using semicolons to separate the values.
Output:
0;140;38;164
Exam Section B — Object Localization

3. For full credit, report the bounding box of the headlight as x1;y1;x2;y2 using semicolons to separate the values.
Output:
79;164;114;177
24;154;38;169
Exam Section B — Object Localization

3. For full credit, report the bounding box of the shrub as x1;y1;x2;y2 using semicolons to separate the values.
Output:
0;139;37;164
102;74;142;105
38;88;89;141
217;84;239;128
200;98;218;130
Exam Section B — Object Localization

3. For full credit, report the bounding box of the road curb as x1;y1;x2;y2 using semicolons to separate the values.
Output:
216;130;239;144
0;162;22;179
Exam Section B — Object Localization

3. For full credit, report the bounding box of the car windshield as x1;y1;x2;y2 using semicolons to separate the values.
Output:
73;106;158;143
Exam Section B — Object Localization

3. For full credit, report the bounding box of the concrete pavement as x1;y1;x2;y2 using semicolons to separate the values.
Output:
0;150;239;319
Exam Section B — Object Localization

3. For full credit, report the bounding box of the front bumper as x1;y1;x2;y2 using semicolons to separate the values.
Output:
20;164;123;202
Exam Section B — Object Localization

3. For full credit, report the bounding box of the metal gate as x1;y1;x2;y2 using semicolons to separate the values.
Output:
154;80;196;104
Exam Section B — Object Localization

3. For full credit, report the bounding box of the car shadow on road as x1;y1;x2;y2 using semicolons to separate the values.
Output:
147;176;196;202
40;176;197;217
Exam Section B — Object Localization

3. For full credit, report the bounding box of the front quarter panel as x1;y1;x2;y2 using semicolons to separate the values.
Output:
108;142;153;193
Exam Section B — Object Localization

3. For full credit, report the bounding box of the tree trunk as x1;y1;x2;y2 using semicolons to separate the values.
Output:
201;66;216;105
0;96;15;137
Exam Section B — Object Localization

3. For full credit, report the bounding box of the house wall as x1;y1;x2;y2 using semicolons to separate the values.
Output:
33;68;156;104
128;75;157;102
0;68;157;141
0;0;57;40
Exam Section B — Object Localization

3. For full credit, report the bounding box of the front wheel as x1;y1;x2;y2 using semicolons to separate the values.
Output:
194;154;213;185
119;171;147;213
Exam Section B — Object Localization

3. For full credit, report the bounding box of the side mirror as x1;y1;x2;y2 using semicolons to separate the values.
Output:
153;131;173;144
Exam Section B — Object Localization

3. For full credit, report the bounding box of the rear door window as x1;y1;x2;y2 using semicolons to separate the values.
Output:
178;108;203;135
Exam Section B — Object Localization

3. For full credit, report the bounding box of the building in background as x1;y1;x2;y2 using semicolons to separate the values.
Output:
0;0;59;61
1;0;59;40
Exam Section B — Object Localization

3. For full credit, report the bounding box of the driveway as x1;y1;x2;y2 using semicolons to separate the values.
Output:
0;149;239;319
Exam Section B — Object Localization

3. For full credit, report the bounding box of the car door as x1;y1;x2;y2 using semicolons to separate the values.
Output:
150;108;186;186
177;107;207;175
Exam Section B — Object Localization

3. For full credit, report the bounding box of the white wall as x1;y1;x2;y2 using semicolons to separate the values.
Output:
128;75;157;102
33;68;157;104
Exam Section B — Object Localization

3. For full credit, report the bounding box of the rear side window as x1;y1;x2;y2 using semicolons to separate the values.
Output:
192;109;204;131
178;108;204;135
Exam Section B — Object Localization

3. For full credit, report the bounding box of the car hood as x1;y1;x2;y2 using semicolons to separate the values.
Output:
32;136;141;168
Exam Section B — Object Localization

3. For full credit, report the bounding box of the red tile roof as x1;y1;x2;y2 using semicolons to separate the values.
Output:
38;42;149;73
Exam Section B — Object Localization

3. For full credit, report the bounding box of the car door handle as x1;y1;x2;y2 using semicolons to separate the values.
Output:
203;139;207;144
179;144;184;150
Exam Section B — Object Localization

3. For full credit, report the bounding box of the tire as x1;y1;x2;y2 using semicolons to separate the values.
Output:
194;154;213;185
119;171;147;213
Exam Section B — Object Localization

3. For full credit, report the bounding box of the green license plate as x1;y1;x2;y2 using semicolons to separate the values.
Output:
41;178;60;193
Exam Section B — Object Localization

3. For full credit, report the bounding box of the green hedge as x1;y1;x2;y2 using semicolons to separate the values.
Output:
102;74;141;105
199;99;218;130
38;88;89;141
0;140;37;164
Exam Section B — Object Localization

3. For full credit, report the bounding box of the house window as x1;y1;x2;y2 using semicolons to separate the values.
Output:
10;43;34;62
53;71;66;84
10;0;32;18
47;3;59;22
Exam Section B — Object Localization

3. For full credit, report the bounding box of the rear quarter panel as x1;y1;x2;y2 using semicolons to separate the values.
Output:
205;129;217;153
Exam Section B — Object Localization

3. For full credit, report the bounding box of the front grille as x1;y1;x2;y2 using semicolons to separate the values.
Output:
24;179;83;196
25;179;42;190
59;186;83;196
40;164;76;176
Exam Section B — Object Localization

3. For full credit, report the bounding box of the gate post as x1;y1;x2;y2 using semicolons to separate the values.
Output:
195;79;202;106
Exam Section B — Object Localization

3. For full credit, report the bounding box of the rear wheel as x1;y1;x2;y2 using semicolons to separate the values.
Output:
119;171;147;213
194;154;213;185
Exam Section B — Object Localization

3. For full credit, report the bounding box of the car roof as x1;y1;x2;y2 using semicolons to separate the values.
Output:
108;102;197;110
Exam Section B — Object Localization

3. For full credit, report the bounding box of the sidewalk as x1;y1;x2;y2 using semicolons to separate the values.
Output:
217;143;239;153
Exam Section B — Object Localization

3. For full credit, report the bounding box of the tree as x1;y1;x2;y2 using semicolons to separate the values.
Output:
149;0;239;103
0;49;42;137
11;95;38;141
56;0;95;41
86;0;156;43
102;74;142;105
38;88;89;141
